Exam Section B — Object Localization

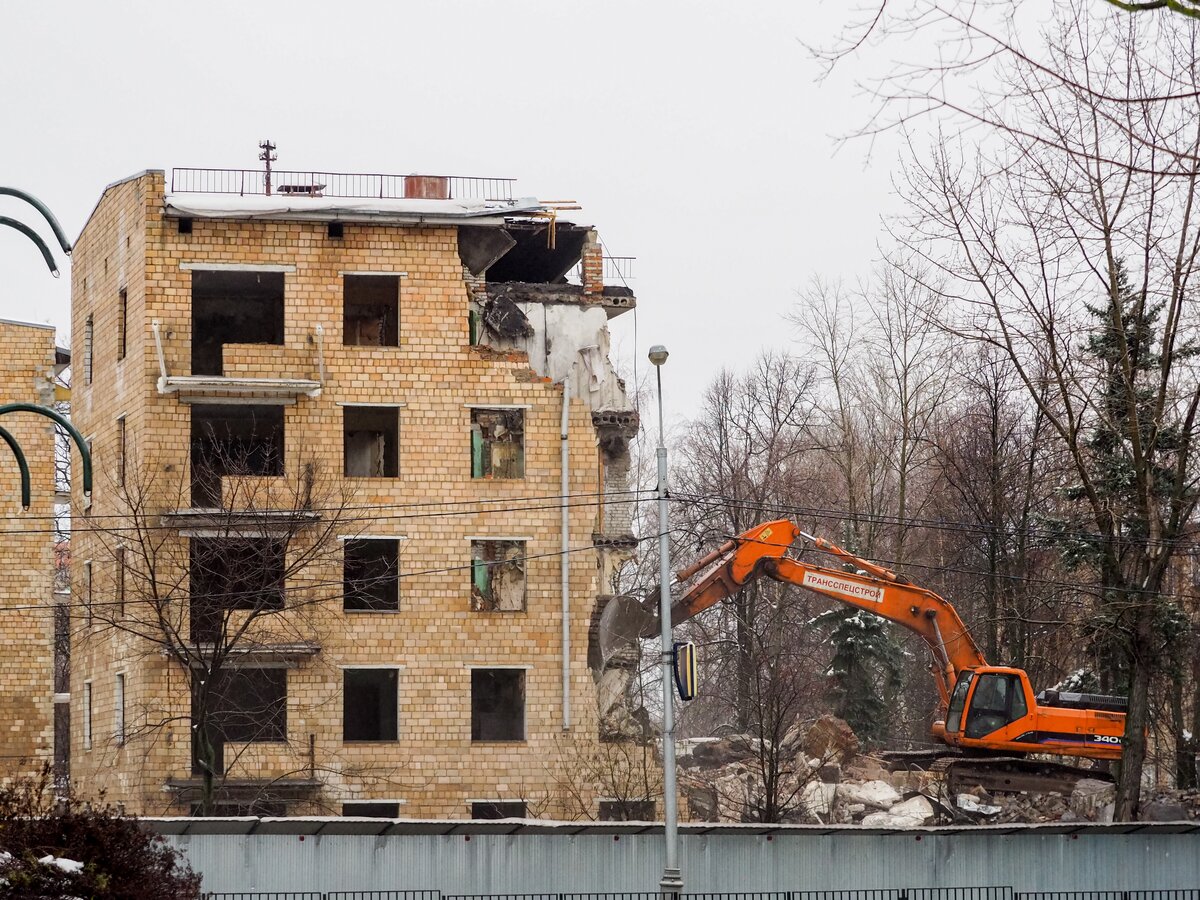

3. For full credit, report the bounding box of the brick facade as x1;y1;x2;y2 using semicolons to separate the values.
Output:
0;319;59;781
68;170;652;818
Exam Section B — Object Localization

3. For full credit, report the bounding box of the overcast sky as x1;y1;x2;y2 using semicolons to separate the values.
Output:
0;0;906;421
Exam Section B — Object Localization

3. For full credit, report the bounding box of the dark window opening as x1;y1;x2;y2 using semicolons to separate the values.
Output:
115;547;126;618
191;270;285;376
343;406;399;477
470;539;526;612
190;404;284;507
190;537;286;642
178;218;193;235
342;802;400;818
343;669;398;742
471;668;524;741
343;275;399;347
192;667;287;775
599;799;655;821
117;289;128;360
471;801;527;819
344;539;399;612
84;315;94;385
328;222;344;239
470;408;524;479
117;416;127;488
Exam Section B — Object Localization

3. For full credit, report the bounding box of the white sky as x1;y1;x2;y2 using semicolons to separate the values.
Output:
0;0;906;420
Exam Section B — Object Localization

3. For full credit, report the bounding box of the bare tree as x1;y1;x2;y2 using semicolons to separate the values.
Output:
671;352;819;734
79;442;371;815
891;4;1200;818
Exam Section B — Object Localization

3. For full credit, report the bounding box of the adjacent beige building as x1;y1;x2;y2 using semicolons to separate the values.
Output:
0;318;63;783
68;167;649;817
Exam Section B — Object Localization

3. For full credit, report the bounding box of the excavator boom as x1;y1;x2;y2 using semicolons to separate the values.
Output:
656;520;986;710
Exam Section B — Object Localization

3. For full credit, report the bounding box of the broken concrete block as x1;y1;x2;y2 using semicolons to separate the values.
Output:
803;715;860;763
957;793;1002;816
801;780;837;818
836;779;900;810
861;795;934;828
1069;778;1116;821
819;762;842;784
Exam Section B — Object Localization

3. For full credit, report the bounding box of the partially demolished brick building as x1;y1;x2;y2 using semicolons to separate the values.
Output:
68;167;648;817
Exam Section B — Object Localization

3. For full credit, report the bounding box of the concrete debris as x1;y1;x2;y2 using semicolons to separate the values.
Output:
677;718;1200;827
861;795;935;828
957;793;1002;816
1069;778;1116;823
836;780;900;810
803;715;859;764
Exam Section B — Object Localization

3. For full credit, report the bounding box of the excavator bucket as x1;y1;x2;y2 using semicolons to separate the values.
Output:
598;593;658;665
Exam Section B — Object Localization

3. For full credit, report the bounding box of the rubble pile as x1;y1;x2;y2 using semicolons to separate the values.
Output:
677;716;1200;826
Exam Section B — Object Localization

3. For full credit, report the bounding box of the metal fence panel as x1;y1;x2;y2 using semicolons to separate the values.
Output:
328;893;442;900
908;889;1013;900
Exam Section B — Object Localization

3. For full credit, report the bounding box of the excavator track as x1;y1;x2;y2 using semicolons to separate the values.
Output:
946;757;1113;795
881;750;1112;794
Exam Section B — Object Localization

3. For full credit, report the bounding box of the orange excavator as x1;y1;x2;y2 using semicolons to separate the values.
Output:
600;520;1127;788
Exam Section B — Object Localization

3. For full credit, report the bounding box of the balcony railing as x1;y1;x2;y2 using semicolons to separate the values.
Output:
568;255;636;284
170;168;515;201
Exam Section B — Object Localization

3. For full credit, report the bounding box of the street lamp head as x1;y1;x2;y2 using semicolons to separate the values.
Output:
648;345;669;367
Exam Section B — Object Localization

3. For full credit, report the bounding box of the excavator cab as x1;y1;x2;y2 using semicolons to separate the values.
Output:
945;669;1033;741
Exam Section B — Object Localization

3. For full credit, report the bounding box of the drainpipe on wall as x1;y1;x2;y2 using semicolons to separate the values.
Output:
561;373;571;731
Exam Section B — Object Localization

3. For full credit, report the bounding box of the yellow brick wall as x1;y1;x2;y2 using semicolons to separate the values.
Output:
0;320;58;780
69;171;647;818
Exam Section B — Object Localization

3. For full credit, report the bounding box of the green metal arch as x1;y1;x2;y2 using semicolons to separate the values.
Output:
0;426;31;509
0;186;72;254
0;403;92;496
0;216;59;276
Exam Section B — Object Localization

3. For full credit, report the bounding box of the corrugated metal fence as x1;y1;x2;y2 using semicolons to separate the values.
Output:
152;823;1200;896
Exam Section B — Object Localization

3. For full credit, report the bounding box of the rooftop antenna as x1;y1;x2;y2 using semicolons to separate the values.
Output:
259;140;277;196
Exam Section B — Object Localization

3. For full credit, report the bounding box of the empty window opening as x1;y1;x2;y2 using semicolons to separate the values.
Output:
192;667;287;776
83;681;93;750
117;288;128;360
84;315;94;385
115;547;126;618
470;408;524;479
471;801;527;819
342;802;400;818
343;406;399;478
84;559;94;628
190;538;286;642
178;217;193;235
191;270;285;376
470;540;526;612
471;668;525;741
115;673;126;745
343;669;398;742
599;799;655;821
328;222;344;239
190;404;285;507
344;539;399;612
117;416;127;488
343;275;399;346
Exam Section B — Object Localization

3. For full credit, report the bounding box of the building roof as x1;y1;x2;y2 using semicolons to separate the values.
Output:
164;193;546;226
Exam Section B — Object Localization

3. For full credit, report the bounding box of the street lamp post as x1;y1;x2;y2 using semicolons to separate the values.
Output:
649;344;683;894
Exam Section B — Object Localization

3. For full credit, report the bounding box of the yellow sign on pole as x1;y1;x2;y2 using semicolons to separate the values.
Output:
672;641;698;702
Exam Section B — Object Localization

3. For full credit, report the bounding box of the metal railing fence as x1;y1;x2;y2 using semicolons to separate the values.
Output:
170;168;515;201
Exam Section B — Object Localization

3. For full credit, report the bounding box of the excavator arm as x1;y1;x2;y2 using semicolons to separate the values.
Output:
645;520;987;712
